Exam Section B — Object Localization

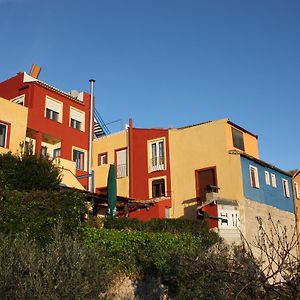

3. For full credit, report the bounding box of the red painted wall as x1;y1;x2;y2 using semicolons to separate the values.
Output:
0;73;91;189
200;203;219;229
131;127;171;200
126;126;172;220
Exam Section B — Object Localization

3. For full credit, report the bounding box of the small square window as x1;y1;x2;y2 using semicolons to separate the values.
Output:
152;179;165;198
249;165;259;189
282;179;290;198
98;153;108;165
232;128;245;151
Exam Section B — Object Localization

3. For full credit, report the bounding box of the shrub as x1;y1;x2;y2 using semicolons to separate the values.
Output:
81;226;208;275
0;227;113;300
0;189;85;246
0;152;61;191
103;217;220;249
165;243;265;300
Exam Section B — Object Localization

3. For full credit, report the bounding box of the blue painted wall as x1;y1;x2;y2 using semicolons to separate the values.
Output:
241;156;294;213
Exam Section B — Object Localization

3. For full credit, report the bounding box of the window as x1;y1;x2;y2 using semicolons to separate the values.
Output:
70;107;84;131
0;123;8;148
165;207;171;219
11;95;25;106
271;173;277;188
149;139;165;171
295;182;299;199
152;179;165;198
53;148;61;158
73;149;85;170
45;98;62;122
232;127;245;151
116;148;127;178
249;165;259;188
282;179;290;198
98;153;108;165
40;146;48;157
265;171;270;185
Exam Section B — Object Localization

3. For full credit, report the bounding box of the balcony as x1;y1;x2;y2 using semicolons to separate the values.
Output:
116;164;127;178
149;156;165;172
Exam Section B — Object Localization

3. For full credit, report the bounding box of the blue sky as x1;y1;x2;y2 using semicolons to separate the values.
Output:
0;0;299;170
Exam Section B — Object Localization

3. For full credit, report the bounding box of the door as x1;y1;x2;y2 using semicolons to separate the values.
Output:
196;167;217;203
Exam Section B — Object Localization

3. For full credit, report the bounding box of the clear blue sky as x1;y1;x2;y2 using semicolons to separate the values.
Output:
0;0;299;170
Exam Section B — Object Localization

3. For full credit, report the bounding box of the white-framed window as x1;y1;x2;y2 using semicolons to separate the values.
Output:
73;148;85;170
98;153;108;166
116;148;127;178
249;165;260;188
45;97;62;122
265;171;270;185
295;182;299;199
149;139;165;171
271;173;277;188
282;179;290;198
70;107;84;131
0;123;8;148
11;95;25;106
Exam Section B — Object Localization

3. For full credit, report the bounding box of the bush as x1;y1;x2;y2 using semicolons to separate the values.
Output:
0;227;113;300
0;152;61;191
165;243;265;300
103;217;220;249
0;189;85;246
81;226;209;275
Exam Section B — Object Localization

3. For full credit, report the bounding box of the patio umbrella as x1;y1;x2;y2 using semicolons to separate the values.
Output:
107;164;117;217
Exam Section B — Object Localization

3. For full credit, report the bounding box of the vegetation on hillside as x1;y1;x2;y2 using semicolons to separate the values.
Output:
0;152;299;299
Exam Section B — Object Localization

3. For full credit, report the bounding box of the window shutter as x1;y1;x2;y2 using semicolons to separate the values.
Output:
70;108;83;123
46;98;60;112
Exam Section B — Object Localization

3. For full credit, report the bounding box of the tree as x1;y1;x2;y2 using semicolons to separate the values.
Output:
0;152;61;191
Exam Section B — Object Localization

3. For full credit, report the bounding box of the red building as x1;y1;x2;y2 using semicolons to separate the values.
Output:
0;72;92;189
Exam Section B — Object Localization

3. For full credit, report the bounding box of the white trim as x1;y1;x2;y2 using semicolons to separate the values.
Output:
282;179;290;198
45;97;63;122
265;171;270;185
249;165;260;188
271;173;277;188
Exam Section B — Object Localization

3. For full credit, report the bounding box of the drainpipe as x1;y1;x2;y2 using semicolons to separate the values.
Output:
88;79;95;192
292;170;300;257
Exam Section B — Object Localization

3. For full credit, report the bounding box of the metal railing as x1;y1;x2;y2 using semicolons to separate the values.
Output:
116;164;127;178
149;156;165;171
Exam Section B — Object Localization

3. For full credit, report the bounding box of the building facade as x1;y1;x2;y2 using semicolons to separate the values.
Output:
0;72;93;190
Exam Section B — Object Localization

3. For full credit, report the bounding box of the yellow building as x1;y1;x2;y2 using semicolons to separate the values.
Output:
0;96;84;190
0;97;28;154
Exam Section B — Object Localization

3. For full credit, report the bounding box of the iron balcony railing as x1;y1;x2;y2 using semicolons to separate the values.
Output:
149;156;165;172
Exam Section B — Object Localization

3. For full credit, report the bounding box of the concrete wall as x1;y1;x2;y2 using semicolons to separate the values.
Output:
241;198;296;260
0;97;28;154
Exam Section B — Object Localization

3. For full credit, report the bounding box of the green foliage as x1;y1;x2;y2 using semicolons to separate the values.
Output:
81;226;207;275
165;243;265;300
0;189;85;246
103;217;220;248
0;227;112;300
0;152;61;191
